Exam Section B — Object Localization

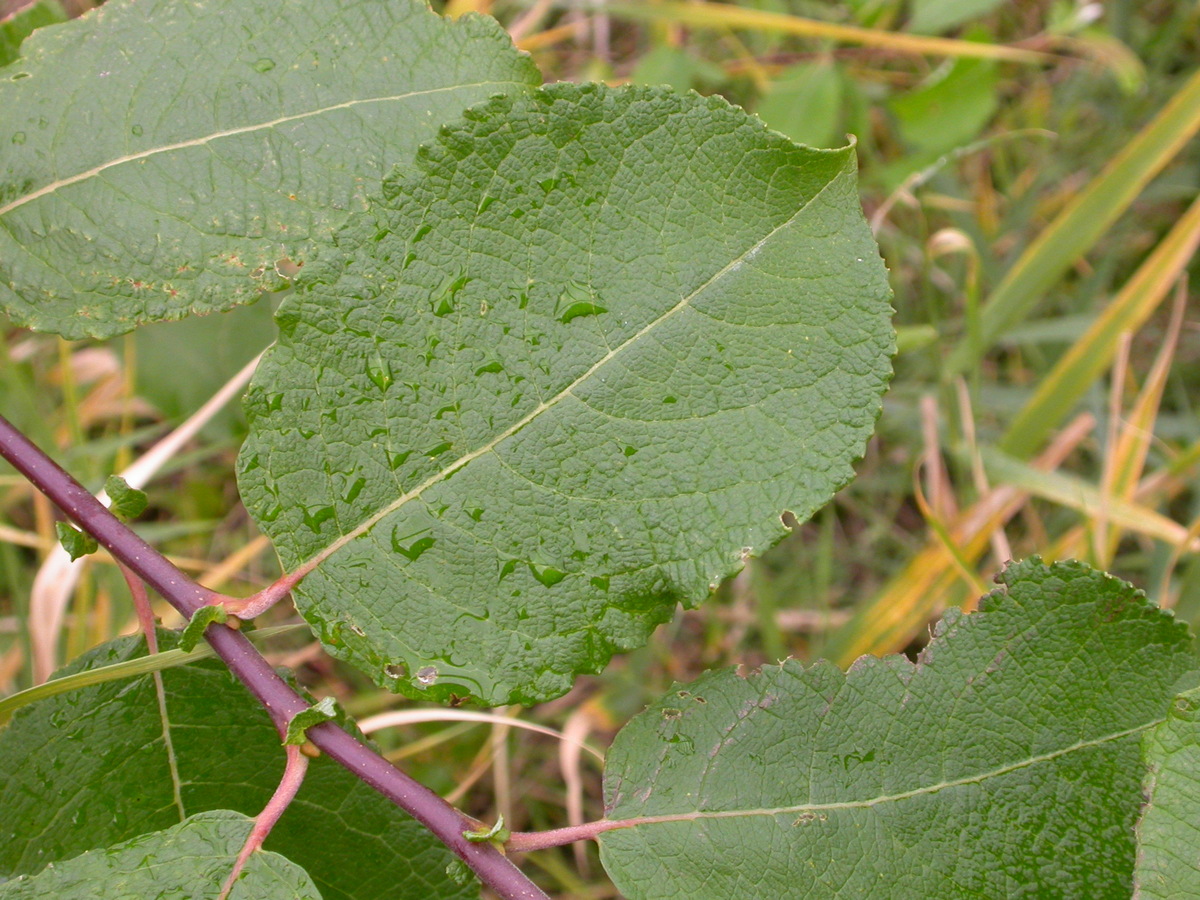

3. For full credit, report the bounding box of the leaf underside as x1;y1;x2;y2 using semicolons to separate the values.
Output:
0;632;473;900
0;0;539;338
0;811;320;900
598;559;1197;899
238;82;894;706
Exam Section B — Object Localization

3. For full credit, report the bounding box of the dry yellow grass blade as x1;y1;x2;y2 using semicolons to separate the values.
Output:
608;1;1058;64
516;20;583;52
828;415;1095;666
1042;437;1200;592
1095;285;1187;564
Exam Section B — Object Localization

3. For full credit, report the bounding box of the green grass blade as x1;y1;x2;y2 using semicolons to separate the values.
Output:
944;67;1200;377
0;624;307;725
1000;193;1200;459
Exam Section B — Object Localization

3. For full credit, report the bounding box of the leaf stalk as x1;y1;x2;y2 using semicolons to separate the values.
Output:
0;413;549;900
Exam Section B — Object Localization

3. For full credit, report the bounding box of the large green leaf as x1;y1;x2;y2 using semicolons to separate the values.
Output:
0;0;539;338
0;810;320;899
238;82;894;706
0;632;472;900
598;559;1197;899
1134;682;1200;897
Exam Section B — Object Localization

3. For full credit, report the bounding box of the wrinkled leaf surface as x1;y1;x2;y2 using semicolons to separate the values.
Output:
0;0;539;337
599;559;1196;899
0;811;319;899
0;632;472;900
1135;682;1200;898
238;82;893;705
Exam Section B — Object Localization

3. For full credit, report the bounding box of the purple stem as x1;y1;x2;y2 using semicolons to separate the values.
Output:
0;414;549;900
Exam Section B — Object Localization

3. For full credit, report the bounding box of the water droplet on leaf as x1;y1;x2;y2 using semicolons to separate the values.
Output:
529;563;566;587
555;281;607;324
253;58;276;72
391;528;435;561
366;351;392;391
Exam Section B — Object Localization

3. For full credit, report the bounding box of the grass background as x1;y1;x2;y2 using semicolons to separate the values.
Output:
2;0;1199;895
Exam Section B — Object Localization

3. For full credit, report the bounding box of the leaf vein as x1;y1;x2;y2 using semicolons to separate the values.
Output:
293;167;850;577
0;81;526;218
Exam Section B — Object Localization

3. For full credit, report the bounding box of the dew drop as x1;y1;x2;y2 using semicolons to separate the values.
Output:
343;476;366;504
498;558;519;582
131;124;143;136
555;281;607;324
11;132;25;144
302;506;336;533
431;270;470;317
366;351;392;391
391;529;435;562
253;58;276;73
529;563;566;587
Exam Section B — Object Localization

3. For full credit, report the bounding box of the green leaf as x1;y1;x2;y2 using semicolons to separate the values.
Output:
598;559;1197;899
130;296;279;439
0;632;473;900
283;696;338;745
104;474;147;520
629;45;726;94
888;56;998;157
54;521;96;561
179;604;229;652
238;82;894;706
0;810;320;899
0;0;66;68
756;60;843;149
462;813;509;844
1134;681;1200;897
0;0;539;339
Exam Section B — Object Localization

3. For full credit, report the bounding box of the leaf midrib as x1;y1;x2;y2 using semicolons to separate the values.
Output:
600;719;1157;833
291;162;850;577
0;81;524;218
